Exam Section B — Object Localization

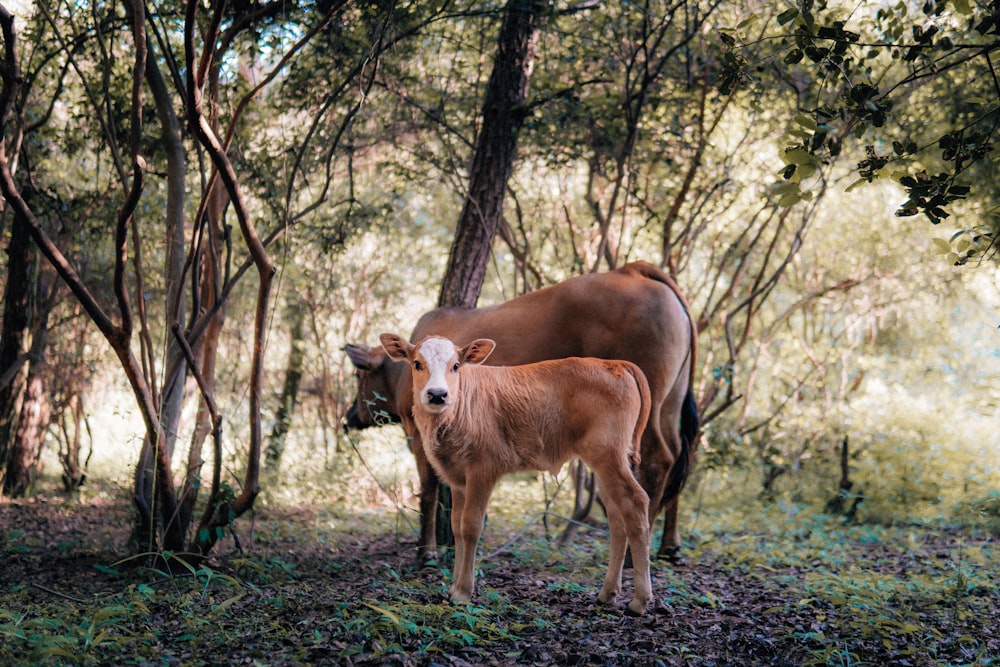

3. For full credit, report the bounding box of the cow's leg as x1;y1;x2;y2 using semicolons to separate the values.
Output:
655;407;684;562
637;419;671;527
448;477;493;604
407;425;439;567
656;496;682;562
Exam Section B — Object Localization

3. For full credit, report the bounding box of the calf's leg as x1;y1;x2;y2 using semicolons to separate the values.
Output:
593;462;653;615
448;486;467;601
448;480;494;603
596;490;626;606
621;480;653;615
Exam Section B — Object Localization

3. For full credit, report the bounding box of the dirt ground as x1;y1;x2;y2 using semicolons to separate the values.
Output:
1;495;998;666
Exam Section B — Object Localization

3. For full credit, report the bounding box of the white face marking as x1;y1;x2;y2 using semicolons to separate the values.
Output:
415;337;459;413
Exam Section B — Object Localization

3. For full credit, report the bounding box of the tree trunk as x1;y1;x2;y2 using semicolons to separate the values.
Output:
265;304;305;473
58;393;88;494
176;187;228;543
4;368;50;497
437;0;544;309
434;0;545;547
146;25;190;501
0;212;36;493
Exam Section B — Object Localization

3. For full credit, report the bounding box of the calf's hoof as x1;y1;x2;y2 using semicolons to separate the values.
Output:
625;598;650;616
596;589;619;605
448;588;472;604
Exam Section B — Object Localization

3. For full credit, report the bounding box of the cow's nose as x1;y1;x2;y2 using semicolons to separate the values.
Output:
344;405;365;431
427;388;448;405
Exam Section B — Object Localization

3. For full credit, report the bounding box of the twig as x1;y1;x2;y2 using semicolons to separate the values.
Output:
482;512;609;561
30;582;87;604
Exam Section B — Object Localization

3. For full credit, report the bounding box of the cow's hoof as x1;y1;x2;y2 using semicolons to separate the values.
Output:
655;547;684;566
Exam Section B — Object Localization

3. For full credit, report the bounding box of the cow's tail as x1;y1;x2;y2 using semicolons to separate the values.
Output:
625;362;651;471
660;388;700;510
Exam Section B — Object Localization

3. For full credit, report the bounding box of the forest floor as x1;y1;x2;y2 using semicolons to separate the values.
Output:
1;492;998;666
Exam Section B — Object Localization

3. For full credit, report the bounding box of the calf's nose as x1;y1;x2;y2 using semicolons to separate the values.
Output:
426;388;448;405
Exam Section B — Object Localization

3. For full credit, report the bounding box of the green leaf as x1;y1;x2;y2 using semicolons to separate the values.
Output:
777;8;799;25
796;163;817;180
778;192;802;207
361;601;404;625
794;114;819;132
212;594;244;614
845;178;868;193
782;148;814;165
784;48;804;65
931;238;951;254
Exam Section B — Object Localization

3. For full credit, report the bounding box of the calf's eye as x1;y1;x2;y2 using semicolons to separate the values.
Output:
414;361;423;371
451;363;460;373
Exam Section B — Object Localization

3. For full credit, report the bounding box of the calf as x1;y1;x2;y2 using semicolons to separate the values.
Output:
380;332;655;616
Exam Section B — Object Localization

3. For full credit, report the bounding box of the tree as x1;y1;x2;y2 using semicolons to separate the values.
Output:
0;212;38;495
438;0;546;309
0;0;376;560
422;0;545;548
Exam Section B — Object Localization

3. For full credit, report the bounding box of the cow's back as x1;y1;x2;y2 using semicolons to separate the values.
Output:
411;262;691;396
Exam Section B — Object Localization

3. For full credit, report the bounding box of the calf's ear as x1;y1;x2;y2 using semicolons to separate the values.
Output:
379;333;413;362
461;338;495;365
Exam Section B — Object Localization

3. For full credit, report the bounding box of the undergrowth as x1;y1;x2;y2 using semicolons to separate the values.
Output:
2;479;998;665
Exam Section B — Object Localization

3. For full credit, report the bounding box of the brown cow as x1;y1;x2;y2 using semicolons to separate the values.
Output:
380;333;654;615
345;261;698;564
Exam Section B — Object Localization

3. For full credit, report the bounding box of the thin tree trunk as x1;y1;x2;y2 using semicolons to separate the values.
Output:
265;304;305;473
131;30;189;549
59;393;88;494
437;0;545;309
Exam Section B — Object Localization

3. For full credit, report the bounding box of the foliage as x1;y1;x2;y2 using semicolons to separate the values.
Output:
719;0;1000;261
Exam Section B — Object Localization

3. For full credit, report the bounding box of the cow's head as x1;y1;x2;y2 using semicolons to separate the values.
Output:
380;333;494;415
343;343;400;430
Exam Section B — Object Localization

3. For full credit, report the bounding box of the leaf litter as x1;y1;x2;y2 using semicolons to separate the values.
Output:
1;496;997;666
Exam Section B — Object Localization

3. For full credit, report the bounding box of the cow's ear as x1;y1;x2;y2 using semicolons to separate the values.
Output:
462;339;495;365
344;343;383;371
379;333;413;362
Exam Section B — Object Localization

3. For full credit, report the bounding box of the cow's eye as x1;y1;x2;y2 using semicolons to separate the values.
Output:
451;362;460;373
414;360;423;371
